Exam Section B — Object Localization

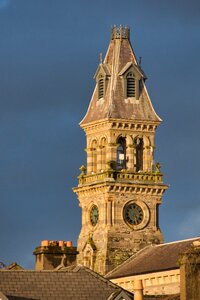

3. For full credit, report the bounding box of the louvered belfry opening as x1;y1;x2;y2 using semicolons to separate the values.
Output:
117;137;126;170
98;75;104;99
127;72;136;97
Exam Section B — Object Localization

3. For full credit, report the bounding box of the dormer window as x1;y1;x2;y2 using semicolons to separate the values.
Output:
126;72;136;97
119;63;145;100
98;75;104;99
94;63;110;101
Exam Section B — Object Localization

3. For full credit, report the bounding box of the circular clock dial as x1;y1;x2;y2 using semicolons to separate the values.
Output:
124;203;144;225
90;205;99;226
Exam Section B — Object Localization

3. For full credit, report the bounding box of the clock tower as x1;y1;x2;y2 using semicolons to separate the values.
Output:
73;26;168;275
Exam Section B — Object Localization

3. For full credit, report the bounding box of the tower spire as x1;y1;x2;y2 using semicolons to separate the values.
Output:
80;26;160;126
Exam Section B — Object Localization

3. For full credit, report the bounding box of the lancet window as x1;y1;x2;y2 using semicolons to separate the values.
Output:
116;137;126;170
83;247;93;269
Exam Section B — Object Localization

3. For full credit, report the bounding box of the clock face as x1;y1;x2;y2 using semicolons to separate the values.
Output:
124;203;144;225
90;205;99;226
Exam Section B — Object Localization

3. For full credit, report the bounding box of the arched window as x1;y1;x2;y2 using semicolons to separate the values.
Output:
98;75;104;99
126;72;136;98
117;137;126;170
83;246;94;269
135;137;143;171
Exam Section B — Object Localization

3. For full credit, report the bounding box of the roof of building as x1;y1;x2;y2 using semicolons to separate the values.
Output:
0;291;8;300
3;262;24;270
144;296;179;300
0;265;133;300
106;237;200;279
81;26;161;126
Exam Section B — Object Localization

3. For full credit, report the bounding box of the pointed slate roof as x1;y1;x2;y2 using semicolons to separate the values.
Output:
81;26;161;125
105;237;200;279
0;265;133;300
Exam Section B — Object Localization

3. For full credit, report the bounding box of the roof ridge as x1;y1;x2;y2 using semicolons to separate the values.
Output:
156;236;200;247
107;38;121;117
76;264;132;296
81;266;133;298
78;264;121;290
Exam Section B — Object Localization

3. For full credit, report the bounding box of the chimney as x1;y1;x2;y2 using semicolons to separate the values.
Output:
133;279;143;300
179;239;200;300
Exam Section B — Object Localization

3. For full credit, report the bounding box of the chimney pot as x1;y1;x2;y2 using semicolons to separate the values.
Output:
59;240;64;247
66;241;73;247
41;240;49;246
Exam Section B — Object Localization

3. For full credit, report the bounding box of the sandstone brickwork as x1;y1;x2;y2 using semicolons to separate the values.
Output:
74;26;168;275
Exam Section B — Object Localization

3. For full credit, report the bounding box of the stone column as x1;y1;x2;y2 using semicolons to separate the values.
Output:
82;205;87;226
107;143;117;168
102;146;106;171
126;144;134;170
97;146;102;172
133;145;136;172
86;148;93;174
143;146;149;172
149;145;154;171
107;200;112;226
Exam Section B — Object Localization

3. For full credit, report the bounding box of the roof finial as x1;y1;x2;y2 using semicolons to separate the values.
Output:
139;56;142;66
111;25;130;40
100;52;102;64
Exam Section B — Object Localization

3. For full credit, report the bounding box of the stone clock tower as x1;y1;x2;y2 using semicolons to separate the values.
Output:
73;26;168;275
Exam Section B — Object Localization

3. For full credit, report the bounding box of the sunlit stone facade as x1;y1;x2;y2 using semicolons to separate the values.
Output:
73;26;168;275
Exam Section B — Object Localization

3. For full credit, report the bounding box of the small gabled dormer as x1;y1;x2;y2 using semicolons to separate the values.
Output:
119;62;146;100
94;63;110;100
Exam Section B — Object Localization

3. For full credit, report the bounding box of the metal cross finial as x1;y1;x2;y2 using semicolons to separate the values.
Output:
100;52;102;64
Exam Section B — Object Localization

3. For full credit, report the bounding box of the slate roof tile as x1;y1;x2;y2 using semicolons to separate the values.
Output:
0;265;132;300
105;237;200;279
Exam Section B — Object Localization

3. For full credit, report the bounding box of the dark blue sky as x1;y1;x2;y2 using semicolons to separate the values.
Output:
0;0;200;268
